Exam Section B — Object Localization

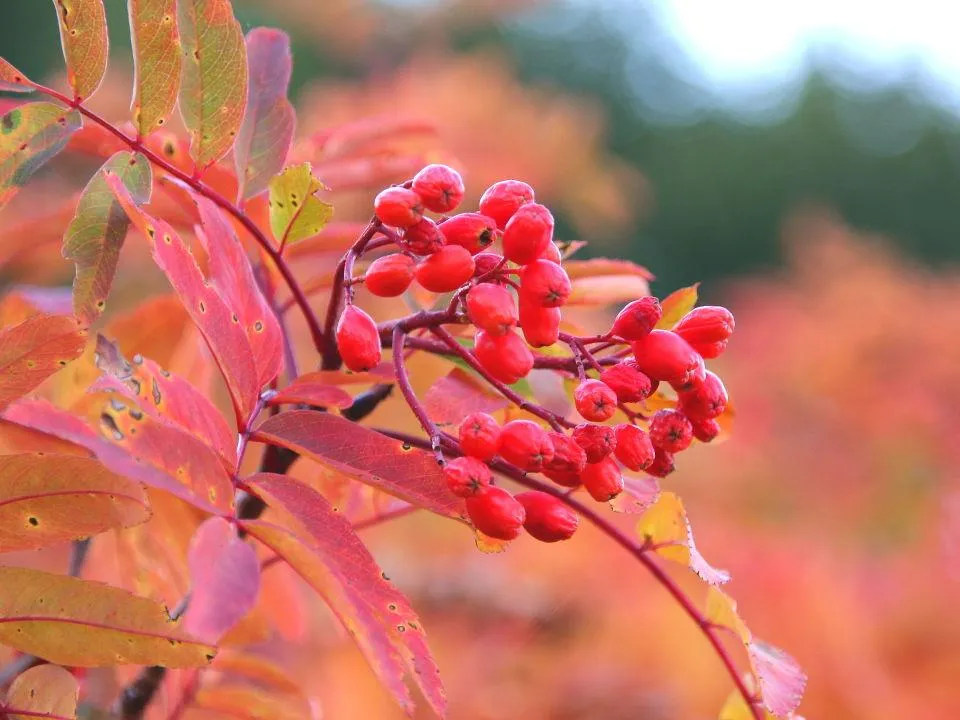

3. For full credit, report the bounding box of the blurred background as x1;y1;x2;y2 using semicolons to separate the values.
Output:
3;0;959;718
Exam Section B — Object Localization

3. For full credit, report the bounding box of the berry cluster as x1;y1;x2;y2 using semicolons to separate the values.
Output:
334;164;736;544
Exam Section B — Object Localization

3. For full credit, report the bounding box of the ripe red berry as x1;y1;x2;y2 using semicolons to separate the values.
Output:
466;283;518;335
691;417;721;443
473;252;504;278
519;259;571;308
646;447;676;478
373;187;423;228
411;163;464;213
414;244;475;293
516;491;579;542
648;409;694;454
572;423;616;463
630;330;705;387
678;370;728;420
400;217;444;255
613;424;655;471
439;213;498;254
600;360;653;403
611;297;662;341
673;306;735;358
458;412;500;461
466;486;525;540
442;456;492;497
518;298;560;347
573;379;618;422
364;253;415;297
501;203;554;265
497;419;555;472
544;431;587;475
474;329;534;384
478;179;535;229
581;456;624;501
335;305;381;372
540;240;562;264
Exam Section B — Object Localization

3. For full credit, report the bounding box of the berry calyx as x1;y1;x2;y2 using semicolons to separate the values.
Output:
581;456;624;501
497;419;555;472
631;330;704;387
648;409;694;454
364;254;415;297
373;187;423;228
519;259;572;308
400;217;444;255
518;298;560;347
335;305;382;372
439;213;498;254
678;370;728;420
613;424;655;471
478;179;535;229
573;379;618;422
516;491;579;542
414;244;475;293
459;412;501;461
442;456;492;497
611;297;662;341
673;306;735;358
474;329;534;384
411;163;465;213
466;283;518;335
600;360;653;403
572;423;616;463
466;486;525;540
501;203;554;265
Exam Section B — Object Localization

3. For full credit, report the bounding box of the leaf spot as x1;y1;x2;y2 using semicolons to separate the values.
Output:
27;516;39;527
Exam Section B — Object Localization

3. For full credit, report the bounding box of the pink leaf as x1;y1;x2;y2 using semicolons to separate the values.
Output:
748;640;807;717
609;475;660;514
266;375;354;409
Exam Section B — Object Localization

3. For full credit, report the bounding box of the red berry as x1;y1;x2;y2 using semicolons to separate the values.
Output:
544;431;587;475
478;179;535;229
573;379;618;422
611;297;662;341
600;360;653;403
400;217;444;255
501;203;554;265
459;412;500;461
543;467;582;488
613;424;655;471
497;419;555;472
519;297;560;347
474;329;534;384
414;244;475;293
442;456;492;497
581;456;624;501
335;305;381;372
692;340;728;360
516;491;579;542
439;213;498;254
473;252;504;278
364;254;415;297
678;370;728;420
630;330;704;387
572;423;616;463
519;259;571;308
466;486;525;540
373;187;423;228
411;163;464;213
673;306;735;358
691;417;721;443
648;409;693;453
466;283;518;335
540;240;562;264
646;447;676;478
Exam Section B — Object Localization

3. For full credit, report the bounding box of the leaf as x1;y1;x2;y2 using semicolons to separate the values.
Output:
182;517;259;644
0;286;73;326
235;28;296;201
0;566;216;667
178;0;248;169
609;475;660;514
563;257;653;280
0;453;150;553
242;473;446;718
104;173;259;422
3;664;78;720
636;491;730;585
704;587;751;644
657;283;700;329
0;314;85;411
128;0;182;136
0;102;82;210
749;641;807;718
423;367;508;426
253;410;466;521
210;651;303;694
63;152;153;326
567;274;652;306
0;58;34;93
52;0;109;100
192;685;312;720
268;163;334;247
718;690;775;720
266;376;353;409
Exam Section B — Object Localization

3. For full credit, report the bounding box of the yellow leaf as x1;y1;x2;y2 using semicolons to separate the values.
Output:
705;586;752;644
5;664;78;720
657;283;699;329
268;163;334;247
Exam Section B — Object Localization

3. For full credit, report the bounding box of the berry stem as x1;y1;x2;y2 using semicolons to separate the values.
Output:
392;326;444;461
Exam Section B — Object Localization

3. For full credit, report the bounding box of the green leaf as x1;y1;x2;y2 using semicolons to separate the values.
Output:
0;57;34;93
63;151;152;326
52;0;109;101
178;0;248;169
0;102;82;211
128;0;182;137
268;163;334;247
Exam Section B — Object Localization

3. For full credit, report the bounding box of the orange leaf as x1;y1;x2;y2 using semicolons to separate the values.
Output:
129;0;182;136
3;664;78;720
0;314;85;411
0;58;34;94
210;651;303;694
657;284;699;329
567;274;651;306
53;0;108;100
192;684;312;720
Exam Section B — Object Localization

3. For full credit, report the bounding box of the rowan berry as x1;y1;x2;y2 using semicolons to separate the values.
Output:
516;491;579;542
614;424;655;471
673;306;735;358
466;283;517;335
502;203;554;265
600;360;653;403
648;409;693;454
373;187;423;228
414;245;475;293
581;456;624;501
630;330;704;387
519;259;571;308
544;431;587;475
439;213;498;254
543;467;582;487
335;305;382;372
540;240;563;264
474;329;534;384
497;419;555;472
400;217;444;255
678;370;728;420
364;254;415;297
442;456;492;498
646;447;676;478
473;252;505;278
573;379;618;422
519;297;560;347
572;423;616;463
691;417;721;443
411;163;464;213
478;179;535;229
611;297;662;341
458;412;500;461
466;485;525;540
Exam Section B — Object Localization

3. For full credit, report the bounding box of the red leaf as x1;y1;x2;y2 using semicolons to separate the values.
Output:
267;375;353;409
242;473;446;718
0;314;85;410
183;517;260;644
252;410;466;521
749;640;807;718
423;368;508;426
